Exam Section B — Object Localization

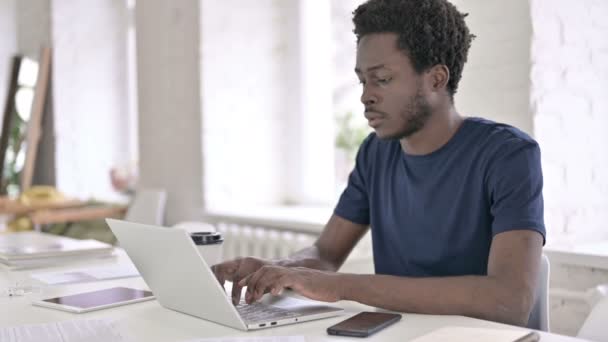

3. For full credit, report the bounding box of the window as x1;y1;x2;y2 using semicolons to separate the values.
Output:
201;0;368;212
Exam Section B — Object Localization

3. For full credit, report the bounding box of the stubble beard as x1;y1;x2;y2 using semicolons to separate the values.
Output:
395;90;433;139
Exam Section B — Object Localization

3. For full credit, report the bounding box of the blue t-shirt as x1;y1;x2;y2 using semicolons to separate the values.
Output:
334;117;545;277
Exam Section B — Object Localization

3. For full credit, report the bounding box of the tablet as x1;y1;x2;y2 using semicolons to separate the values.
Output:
32;286;155;313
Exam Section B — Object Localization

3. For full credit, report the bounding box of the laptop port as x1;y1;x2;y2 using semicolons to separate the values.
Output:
271;322;277;326
258;324;266;327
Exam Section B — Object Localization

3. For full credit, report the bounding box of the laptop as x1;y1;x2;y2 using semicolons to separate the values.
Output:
106;219;344;331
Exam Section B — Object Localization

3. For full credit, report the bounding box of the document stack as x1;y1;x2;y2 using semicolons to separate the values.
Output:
0;231;114;269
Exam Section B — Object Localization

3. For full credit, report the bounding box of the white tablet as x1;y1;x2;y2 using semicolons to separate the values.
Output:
32;286;155;313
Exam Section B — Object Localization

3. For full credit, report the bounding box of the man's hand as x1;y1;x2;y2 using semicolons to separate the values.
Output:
238;265;343;304
211;257;275;304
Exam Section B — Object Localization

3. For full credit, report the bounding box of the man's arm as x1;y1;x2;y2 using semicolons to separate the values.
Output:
212;214;368;303
241;229;543;326
278;214;369;271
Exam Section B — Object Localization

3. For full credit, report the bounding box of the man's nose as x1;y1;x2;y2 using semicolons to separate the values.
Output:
361;87;378;106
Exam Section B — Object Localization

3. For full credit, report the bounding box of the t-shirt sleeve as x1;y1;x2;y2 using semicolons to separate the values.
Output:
488;140;546;243
333;134;373;225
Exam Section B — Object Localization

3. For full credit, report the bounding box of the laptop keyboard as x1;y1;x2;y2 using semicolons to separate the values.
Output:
236;300;300;323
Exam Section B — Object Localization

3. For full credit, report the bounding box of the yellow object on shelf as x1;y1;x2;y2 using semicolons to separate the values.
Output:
7;216;33;232
19;186;65;207
4;186;66;232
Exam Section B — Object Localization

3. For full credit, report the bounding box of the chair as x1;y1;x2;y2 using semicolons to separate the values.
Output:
172;221;216;233
124;189;167;225
577;284;608;342
527;254;550;331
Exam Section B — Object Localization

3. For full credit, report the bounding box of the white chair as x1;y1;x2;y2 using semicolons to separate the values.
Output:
124;189;167;226
577;284;608;342
172;221;216;233
527;254;550;331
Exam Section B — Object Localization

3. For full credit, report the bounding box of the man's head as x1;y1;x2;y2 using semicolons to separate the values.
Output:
353;0;474;140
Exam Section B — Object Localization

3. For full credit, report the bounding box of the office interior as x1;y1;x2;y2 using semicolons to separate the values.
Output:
0;0;607;340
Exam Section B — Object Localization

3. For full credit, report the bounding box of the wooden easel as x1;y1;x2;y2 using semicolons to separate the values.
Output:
20;47;52;191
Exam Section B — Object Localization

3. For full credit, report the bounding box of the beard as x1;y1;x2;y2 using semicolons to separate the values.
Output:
396;90;433;139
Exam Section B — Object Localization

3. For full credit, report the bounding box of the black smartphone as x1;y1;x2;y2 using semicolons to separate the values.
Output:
327;311;402;337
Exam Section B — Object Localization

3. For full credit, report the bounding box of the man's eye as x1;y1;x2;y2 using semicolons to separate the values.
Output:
377;78;391;85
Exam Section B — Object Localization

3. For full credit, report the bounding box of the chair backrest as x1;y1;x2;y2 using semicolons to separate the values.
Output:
577;285;608;342
124;189;167;226
172;221;216;233
527;254;550;331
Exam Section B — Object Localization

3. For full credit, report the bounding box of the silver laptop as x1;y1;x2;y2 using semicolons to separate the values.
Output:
106;219;343;331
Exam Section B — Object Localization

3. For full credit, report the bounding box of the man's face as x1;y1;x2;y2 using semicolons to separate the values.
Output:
355;33;433;140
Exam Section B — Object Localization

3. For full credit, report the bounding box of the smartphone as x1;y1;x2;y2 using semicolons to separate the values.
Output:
327;311;402;337
32;287;155;313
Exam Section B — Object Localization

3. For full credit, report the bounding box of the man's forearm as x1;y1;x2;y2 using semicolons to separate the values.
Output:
339;273;533;326
275;245;339;271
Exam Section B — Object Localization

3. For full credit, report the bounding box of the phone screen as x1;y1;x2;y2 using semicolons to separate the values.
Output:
327;311;402;337
43;287;153;309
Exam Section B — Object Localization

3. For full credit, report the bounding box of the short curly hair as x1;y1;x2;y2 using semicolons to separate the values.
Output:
353;0;475;97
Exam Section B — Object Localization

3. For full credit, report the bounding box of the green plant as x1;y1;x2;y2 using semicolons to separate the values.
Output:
335;111;370;161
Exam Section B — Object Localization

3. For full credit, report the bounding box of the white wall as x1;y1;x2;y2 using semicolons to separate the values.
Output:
200;0;288;209
451;0;534;135
135;0;204;224
0;0;17;127
531;0;608;245
52;0;131;202
15;0;50;58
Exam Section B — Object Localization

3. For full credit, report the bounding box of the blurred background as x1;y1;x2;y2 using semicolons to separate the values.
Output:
0;0;606;336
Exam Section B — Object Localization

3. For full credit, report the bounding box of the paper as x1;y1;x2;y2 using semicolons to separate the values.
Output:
31;264;139;285
0;319;130;342
184;337;305;342
410;326;539;342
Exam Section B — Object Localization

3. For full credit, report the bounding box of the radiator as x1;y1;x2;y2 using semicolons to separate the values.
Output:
216;222;318;261
206;214;374;273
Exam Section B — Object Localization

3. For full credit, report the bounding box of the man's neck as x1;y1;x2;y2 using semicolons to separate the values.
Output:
399;107;463;156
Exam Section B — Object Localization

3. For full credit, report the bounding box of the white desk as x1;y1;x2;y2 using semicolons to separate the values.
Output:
0;250;588;342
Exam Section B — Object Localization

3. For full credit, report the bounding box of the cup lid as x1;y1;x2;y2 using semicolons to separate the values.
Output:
190;232;223;245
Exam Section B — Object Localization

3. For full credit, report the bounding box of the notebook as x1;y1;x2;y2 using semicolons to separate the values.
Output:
0;231;114;268
410;326;540;342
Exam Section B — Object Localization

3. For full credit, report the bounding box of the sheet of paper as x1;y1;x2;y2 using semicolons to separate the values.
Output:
410;326;538;342
183;337;305;342
31;264;139;285
0;319;130;342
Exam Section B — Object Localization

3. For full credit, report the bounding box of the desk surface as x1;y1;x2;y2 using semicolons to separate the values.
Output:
0;250;588;342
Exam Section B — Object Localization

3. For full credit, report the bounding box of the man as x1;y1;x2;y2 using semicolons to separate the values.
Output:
213;0;545;327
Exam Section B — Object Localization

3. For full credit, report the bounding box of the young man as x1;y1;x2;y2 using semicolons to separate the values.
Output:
213;0;545;327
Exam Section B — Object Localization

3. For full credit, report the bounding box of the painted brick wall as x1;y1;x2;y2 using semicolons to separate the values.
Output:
531;0;608;245
451;0;534;135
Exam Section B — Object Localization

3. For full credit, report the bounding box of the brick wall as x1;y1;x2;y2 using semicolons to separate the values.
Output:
451;0;534;135
531;0;608;245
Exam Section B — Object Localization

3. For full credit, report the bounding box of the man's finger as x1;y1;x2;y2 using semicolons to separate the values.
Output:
244;266;272;304
231;276;244;305
211;265;226;289
250;268;284;303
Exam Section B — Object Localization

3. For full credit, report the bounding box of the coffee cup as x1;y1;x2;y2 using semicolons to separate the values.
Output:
190;232;223;267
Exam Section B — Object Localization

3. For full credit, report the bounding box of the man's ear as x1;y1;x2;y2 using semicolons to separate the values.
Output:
427;65;450;92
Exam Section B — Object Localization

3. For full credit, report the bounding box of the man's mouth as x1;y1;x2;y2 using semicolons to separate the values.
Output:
365;111;384;128
368;117;383;128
